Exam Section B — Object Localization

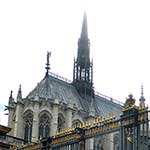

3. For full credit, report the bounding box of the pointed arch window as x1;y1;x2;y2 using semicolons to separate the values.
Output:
57;114;65;132
24;113;33;143
39;114;50;139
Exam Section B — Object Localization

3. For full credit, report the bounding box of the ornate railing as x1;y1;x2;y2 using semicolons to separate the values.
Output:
10;104;150;150
49;72;72;83
95;91;124;106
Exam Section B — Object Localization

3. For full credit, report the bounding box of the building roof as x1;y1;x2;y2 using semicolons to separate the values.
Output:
27;73;83;110
94;95;122;118
27;72;122;116
0;124;11;135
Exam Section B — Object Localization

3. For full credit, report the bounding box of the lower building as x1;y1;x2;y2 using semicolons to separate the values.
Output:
0;124;25;150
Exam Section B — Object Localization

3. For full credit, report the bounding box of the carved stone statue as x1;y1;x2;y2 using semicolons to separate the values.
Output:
124;94;135;108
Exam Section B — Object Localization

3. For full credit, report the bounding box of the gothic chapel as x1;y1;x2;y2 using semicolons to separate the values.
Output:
7;13;122;149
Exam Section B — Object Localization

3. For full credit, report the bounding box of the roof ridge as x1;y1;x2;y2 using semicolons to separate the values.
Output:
48;72;72;84
48;72;123;106
95;91;123;106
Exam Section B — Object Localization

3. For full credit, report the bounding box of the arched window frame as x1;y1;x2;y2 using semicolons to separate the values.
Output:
23;111;33;143
39;112;51;139
57;113;65;132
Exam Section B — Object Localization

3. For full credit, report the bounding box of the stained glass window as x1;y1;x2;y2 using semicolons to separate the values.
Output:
57;117;63;132
24;113;33;143
57;115;65;132
39;114;50;139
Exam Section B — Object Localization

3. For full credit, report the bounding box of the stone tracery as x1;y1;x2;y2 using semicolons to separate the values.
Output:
39;113;50;139
23;112;33;143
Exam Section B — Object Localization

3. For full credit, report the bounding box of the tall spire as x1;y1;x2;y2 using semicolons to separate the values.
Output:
73;12;94;101
80;12;88;39
77;12;90;66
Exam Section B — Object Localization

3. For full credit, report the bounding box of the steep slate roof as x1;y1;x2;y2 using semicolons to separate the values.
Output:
27;72;122;117
94;95;122;118
27;73;83;110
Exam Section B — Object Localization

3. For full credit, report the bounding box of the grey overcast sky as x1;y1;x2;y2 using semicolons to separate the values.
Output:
0;0;150;125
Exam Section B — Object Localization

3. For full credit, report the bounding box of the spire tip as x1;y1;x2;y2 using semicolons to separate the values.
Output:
141;84;144;96
45;51;51;75
139;84;145;104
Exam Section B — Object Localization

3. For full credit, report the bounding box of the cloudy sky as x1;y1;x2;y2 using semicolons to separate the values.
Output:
0;0;150;125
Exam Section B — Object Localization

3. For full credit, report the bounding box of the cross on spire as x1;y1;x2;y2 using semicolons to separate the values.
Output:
45;51;51;75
